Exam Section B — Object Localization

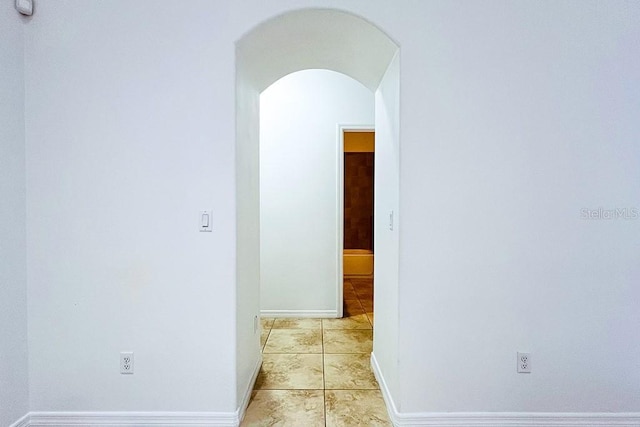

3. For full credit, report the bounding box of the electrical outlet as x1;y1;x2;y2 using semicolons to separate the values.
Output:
517;352;531;373
120;352;134;374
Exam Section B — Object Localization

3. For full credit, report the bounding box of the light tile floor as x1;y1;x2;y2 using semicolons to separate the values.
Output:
242;277;392;427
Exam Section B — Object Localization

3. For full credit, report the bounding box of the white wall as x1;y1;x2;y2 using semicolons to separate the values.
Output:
235;49;262;410
24;1;237;412
372;52;400;409
259;70;373;315
0;3;29;426
396;0;640;413
17;0;640;420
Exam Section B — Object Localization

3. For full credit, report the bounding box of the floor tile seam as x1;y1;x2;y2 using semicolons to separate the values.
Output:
324;352;372;355
323;324;371;331
255;387;376;391
322;312;327;427
353;298;365;310
325;388;380;391
323;389;327;427
261;327;272;351
321;313;326;392
254;388;325;391
323;352;370;355
262;351;323;354
359;302;373;327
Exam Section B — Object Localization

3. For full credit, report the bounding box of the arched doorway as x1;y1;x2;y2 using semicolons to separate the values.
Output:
235;8;400;419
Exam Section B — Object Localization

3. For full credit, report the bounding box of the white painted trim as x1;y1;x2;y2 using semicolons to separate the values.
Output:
336;124;345;319
9;413;30;427
260;309;338;318
371;353;640;427
25;411;239;426
10;362;249;427
16;406;640;427
337;123;375;320
371;351;400;425
340;125;376;133
235;354;262;424
388;412;640;426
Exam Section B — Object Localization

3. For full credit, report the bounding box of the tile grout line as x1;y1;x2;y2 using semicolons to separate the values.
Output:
322;303;327;427
248;276;386;426
263;322;272;352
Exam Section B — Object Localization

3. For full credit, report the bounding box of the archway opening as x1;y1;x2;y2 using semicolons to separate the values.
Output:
235;8;400;417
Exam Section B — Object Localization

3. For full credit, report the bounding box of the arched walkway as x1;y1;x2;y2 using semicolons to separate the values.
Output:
235;8;401;421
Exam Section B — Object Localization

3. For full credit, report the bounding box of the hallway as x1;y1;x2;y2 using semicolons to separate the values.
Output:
242;277;391;426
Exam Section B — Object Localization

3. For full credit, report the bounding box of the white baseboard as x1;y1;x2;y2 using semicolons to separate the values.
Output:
17;357;263;427
13;356;640;427
16;408;640;427
9;413;29;427
235;354;262;424
371;351;400;424
22;411;239;426
260;309;338;318
370;353;640;427
389;413;640;426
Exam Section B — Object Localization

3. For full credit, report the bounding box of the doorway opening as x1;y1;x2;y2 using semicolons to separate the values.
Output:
342;129;375;275
341;128;375;323
235;8;400;420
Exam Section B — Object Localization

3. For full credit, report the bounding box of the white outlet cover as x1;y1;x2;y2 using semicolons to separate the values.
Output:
517;352;531;373
120;352;134;374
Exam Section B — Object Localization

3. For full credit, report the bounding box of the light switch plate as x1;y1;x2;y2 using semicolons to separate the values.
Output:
199;210;213;232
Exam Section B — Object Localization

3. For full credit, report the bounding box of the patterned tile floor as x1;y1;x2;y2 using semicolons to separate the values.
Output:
242;277;392;427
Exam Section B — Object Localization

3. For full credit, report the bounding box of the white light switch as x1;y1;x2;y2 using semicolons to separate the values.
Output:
200;210;212;232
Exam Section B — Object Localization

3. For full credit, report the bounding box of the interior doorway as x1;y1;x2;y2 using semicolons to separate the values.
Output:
343;130;375;274
235;8;400;418
341;129;375;321
246;76;387;425
251;127;385;425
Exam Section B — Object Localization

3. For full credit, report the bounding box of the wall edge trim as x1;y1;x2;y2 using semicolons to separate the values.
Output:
235;354;262;424
9;413;30;427
260;310;338;318
23;411;238;426
371;351;401;424
386;412;640;426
